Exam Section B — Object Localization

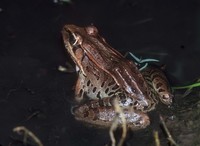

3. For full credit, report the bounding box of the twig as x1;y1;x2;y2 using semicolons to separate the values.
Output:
160;115;179;146
154;131;160;146
109;99;127;146
25;111;41;121
13;126;43;146
109;116;118;146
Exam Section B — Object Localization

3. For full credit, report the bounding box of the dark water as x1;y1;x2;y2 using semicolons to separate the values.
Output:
0;0;200;146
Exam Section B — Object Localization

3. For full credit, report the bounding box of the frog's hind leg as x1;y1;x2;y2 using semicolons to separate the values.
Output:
73;99;150;130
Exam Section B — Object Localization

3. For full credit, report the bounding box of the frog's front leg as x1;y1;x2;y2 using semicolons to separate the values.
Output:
74;72;88;102
72;98;150;130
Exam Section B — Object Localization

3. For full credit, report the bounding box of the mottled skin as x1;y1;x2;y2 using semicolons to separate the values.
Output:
62;24;173;130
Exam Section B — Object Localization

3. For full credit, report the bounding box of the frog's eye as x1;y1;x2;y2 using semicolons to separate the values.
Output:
69;33;82;46
86;26;98;36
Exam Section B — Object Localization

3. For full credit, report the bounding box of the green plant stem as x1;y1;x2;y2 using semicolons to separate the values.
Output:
172;82;200;90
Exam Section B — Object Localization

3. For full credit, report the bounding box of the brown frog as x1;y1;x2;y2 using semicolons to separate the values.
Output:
62;24;173;130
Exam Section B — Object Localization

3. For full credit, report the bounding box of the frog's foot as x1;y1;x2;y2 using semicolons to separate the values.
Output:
73;104;150;130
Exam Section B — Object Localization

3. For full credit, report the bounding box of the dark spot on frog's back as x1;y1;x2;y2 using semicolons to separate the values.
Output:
105;88;109;94
97;91;101;99
79;89;83;96
101;81;105;87
112;84;118;90
87;80;91;86
108;92;115;96
133;101;138;106
108;80;115;86
158;88;165;92
156;82;163;88
93;87;97;93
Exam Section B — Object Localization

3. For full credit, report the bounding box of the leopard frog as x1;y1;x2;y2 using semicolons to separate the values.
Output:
62;24;173;130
